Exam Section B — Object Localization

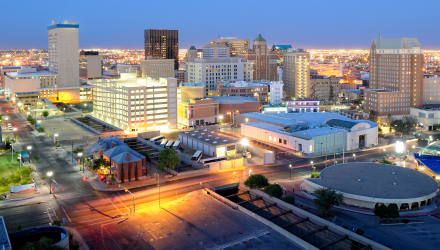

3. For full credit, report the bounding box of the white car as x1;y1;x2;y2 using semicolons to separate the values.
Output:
7;123;12;130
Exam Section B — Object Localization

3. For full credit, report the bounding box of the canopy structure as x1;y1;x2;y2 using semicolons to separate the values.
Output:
45;104;58;111
414;153;440;174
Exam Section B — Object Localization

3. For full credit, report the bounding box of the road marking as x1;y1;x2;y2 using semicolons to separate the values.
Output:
114;192;131;213
46;209;53;224
108;199;124;215
61;206;72;223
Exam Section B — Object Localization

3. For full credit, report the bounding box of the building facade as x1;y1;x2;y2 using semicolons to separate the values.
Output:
203;42;231;59
140;58;175;80
209;37;250;57
239;34;277;81
91;73;178;132
310;63;343;77
144;29;179;70
423;75;440;104
187;58;253;92
174;70;188;84
309;76;340;104
177;98;219;127
283;48;310;98
178;82;205;102
215;81;269;103
1;66;21;93
364;35;424;117
80;51;102;80
186;46;199;63
14;91;41;108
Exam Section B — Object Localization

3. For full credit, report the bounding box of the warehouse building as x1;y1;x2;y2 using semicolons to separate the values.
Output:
178;130;241;157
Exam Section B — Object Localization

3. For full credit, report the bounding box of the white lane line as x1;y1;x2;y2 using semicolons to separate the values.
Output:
114;192;131;213
109;199;124;215
62;206;72;223
46;209;53;224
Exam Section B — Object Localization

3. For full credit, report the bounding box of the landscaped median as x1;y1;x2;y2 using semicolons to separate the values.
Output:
0;155;36;200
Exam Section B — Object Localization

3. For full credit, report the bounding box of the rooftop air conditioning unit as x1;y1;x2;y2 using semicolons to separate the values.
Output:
198;136;202;139
223;140;228;142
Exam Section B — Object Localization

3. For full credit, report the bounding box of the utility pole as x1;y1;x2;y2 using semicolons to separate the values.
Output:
334;132;336;165
325;132;328;168
71;141;73;164
342;132;345;163
53;128;56;146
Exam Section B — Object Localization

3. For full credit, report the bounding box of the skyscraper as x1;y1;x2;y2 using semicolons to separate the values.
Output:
144;29;179;70
282;48;310;98
48;20;79;88
239;34;278;81
364;35;424;116
209;37;250;57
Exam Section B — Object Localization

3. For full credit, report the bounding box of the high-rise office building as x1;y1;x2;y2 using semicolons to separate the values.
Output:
144;29;179;70
209;37;250;57
48;20;79;87
282;48;310;98
239;34;278;81
203;42;231;59
186;46;199;63
364;35;424;116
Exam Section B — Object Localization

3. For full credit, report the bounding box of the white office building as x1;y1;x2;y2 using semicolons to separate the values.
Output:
268;81;284;105
187;58;253;92
91;73;178;132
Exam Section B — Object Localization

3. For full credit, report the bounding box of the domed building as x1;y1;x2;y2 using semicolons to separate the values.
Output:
304;163;439;210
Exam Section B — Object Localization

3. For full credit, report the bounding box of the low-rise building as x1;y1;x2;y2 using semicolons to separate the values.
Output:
208;96;260;123
410;106;440;131
174;70;188;84
178;130;241;157
240;112;378;156
118;64;142;76
215;80;283;105
14;91;41;108
341;89;363;101
284;99;320;113
177;98;219;127
310;63;343;77
91;73;178;132
423;75;440;105
1;66;22;93
178;82;205;102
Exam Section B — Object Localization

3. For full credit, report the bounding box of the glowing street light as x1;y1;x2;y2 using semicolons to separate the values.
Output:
353;153;356;161
289;164;292;179
47;171;53;194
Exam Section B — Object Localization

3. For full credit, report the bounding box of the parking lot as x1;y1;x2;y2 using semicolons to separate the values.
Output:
38;117;96;141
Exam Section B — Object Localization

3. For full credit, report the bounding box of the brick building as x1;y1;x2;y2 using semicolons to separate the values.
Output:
364;35;424;117
177;98;219;127
208;96;260;123
309;76;340;104
215;81;269;103
239;34;277;81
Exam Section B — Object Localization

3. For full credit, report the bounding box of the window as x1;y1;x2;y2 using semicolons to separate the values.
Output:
279;138;282;143
269;136;272;140
283;139;287;145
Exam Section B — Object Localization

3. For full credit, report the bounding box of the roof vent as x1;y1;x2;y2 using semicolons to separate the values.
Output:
223;140;228;142
357;179;361;182
213;141;217;144
208;135;212;137
191;134;195;136
393;182;398;185
195;130;199;133
198;136;202;139
215;137;220;139
392;172;396;175
225;136;229;138
205;139;210;141
204;129;208;131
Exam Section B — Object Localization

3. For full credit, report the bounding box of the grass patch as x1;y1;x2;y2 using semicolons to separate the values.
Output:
0;155;20;179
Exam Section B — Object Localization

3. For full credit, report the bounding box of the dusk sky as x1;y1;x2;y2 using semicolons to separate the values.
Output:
2;0;440;50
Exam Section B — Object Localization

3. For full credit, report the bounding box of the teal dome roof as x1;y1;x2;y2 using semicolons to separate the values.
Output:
189;45;196;50
254;34;266;42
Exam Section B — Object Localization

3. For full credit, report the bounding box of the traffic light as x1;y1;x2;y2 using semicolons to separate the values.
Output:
83;177;87;181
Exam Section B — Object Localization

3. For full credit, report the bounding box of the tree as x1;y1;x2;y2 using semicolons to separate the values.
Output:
0;115;3;125
368;110;379;123
21;236;65;250
313;188;344;217
157;148;180;174
16;224;22;231
284;195;295;205
355;228;364;235
379;158;393;164
29;118;37;126
69;231;82;250
52;220;61;226
72;146;84;154
402;115;418;128
386;114;395;126
56;143;61;148
92;158;109;171
33;155;40;165
264;183;283;198
244;174;269;189
374;204;400;222
37;126;45;134
42;110;49;118
139;151;151;167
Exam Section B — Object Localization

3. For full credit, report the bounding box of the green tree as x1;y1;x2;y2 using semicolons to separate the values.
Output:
355;228;364;235
16;224;22;231
386;114;395;126
284;195;295;205
37;126;45;134
0;177;9;186
402;115;418;128
69;231;82;250
29;118;37;126
313;188;344;217
374;204;400;222
33;155;40;165
264;183;283;198
42;110;49;118
311;172;319;178
52;220;61;226
72;146;84;154
244;174;269;189
92;158;109;171
368;110;379;123
56;143;61;148
21;236;65;250
378;158;393;164
157;148;180;174
0;115;3;125
27;114;33;122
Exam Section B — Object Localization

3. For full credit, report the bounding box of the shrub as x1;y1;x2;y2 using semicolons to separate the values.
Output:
283;195;295;204
311;172;319;178
264;183;283;198
56;143;61;148
52;220;62;226
402;219;409;224
0;177;9;186
355;228;364;235
244;174;269;189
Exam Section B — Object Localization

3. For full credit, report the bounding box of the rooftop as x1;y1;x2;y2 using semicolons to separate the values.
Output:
238;112;304;126
308;163;439;199
373;35;422;50
344;89;361;94
272;45;292;50
180;82;205;87
254;34;266;42
1;66;22;69
207;96;258;104
291;126;346;138
179;129;240;147
15;91;41;96
8;70;56;77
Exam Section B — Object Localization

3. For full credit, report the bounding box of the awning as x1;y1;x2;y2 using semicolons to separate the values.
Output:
45;104;58;111
20;151;30;158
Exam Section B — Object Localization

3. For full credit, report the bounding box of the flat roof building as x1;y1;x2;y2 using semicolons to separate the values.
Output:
178;129;240;157
140;57;175;81
304;163;439;210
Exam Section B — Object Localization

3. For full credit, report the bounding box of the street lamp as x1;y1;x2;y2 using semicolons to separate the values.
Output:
54;133;58;146
353;153;356;161
78;152;83;171
37;120;41;124
289;164;292;180
311;161;315;173
47;171;53;194
249;169;252;176
241;138;249;153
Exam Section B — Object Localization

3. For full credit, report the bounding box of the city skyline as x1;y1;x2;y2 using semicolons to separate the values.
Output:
1;0;440;50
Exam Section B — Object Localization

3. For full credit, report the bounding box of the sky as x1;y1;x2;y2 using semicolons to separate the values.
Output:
1;0;440;50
